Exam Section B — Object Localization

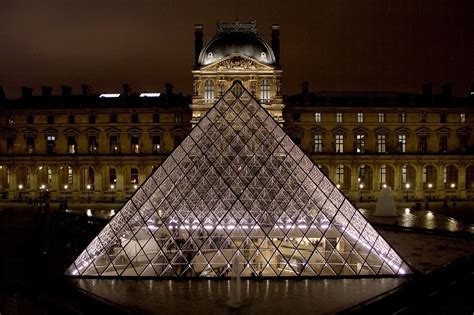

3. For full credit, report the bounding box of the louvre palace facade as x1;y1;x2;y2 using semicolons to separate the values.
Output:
0;21;473;204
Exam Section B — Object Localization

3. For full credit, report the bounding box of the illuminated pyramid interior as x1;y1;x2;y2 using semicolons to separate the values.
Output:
66;82;411;278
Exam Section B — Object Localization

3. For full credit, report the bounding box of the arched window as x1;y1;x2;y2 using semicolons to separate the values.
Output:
260;79;270;101
109;168;117;185
204;79;214;102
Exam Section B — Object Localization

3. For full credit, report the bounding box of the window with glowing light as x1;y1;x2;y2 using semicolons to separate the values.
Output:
260;78;270;101
356;134;365;153
377;135;386;153
131;168;139;184
335;134;344;153
204;79;214;102
314;134;322;153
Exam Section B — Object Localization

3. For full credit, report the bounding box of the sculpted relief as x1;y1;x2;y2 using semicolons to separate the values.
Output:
217;56;257;70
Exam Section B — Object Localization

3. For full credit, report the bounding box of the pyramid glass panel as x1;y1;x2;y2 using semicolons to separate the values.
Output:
66;82;411;278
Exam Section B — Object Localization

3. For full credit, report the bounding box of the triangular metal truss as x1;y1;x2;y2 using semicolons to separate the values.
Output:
66;82;411;278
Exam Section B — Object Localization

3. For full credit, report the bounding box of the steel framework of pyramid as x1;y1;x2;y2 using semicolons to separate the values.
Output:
66;82;411;278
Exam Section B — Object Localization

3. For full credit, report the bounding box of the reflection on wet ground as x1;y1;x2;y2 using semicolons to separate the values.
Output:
74;277;404;315
360;207;474;233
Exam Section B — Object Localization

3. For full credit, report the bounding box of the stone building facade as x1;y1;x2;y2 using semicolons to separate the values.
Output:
0;21;473;203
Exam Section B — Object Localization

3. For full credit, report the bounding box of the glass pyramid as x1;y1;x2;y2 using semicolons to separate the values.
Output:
66;82;411;278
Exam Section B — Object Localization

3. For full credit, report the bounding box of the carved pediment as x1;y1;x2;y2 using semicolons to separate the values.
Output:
202;54;274;71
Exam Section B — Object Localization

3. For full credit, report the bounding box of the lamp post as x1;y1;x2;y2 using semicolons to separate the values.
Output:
359;183;364;202
405;183;410;202
63;184;68;208
39;184;46;212
86;184;91;203
110;184;115;203
450;183;455;201
18;184;23;201
427;183;433;201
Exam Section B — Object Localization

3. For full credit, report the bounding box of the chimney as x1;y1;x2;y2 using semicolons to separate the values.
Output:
441;83;452;98
41;86;52;97
0;86;6;101
271;24;280;65
194;24;204;66
422;83;432;96
21;86;33;98
165;83;174;95
81;84;91;96
61;85;72;97
123;84;131;96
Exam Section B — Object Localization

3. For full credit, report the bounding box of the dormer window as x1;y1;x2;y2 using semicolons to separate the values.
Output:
208;52;213;58
261;52;266;58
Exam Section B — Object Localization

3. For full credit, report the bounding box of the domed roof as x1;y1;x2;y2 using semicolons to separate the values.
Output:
198;21;276;66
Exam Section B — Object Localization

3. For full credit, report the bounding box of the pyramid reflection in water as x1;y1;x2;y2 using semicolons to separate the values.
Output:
66;82;411;278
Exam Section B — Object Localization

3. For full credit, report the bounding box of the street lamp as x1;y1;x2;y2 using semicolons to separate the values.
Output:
405;183;410;202
427;183;433;201
450;183;456;201
86;184;91;203
359;183;364;202
64;184;68;208
18;184;23;201
110;184;115;203
336;183;341;189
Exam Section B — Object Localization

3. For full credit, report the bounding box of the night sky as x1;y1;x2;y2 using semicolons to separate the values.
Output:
0;0;472;98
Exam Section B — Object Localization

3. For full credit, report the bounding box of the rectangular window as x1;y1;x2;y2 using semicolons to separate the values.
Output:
67;166;73;185
47;167;52;184
418;135;427;153
26;136;35;154
68;136;76;154
27;115;34;124
110;114;117;123
132;113;139;123
378;113;385;123
440;113;447;123
110;136;119;154
6;137;14;154
400;112;406;123
47;115;54;124
401;165;407;184
443;167;447;184
356;134;365;153
109;168;117;185
174;113;181;124
153;113;160;123
89;115;96;124
336;165;344;185
439;135;448;153
377;135;386;153
380;165;386;185
422;167;427;184
47;136;56;154
335;134;344;153
291;134;301;146
131;168;139;184
357;112;364;123
260;79;271;101
68;114;75;124
131;135;140;154
204;80;214;102
398;134;407;153
460;113;466;123
336;112;343;123
174;135;183;148
88;136;98;154
359;165;366;183
460;134;468;152
152;135;161;154
315;112;321;123
293;112;301;123
420;112;426;123
314;134;322;153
